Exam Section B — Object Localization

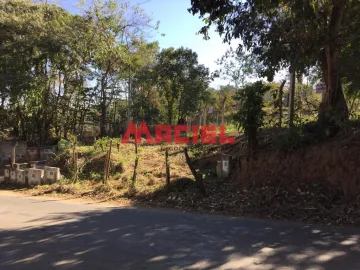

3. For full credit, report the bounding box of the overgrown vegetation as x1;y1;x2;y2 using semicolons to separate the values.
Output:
2;0;360;226
233;81;270;150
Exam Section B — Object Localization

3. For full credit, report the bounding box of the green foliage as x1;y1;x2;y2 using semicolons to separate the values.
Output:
273;128;303;151
0;0;159;142
89;172;102;181
190;0;360;121
58;139;70;152
188;143;218;160
233;81;270;149
154;47;210;124
47;150;73;178
216;47;259;88
93;137;113;152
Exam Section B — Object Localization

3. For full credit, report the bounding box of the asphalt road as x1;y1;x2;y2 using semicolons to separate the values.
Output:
1;192;360;270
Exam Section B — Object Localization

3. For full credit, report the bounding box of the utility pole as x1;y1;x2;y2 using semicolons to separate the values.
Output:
288;67;296;128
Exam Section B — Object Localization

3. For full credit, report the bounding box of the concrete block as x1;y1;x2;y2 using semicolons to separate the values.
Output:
216;154;232;179
10;170;17;183
28;168;44;185
40;147;55;160
12;163;28;170
44;166;60;184
27;148;40;161
16;169;27;185
4;165;10;181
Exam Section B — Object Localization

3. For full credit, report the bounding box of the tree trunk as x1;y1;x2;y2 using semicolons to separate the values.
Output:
167;100;174;125
100;77;107;137
184;148;207;197
288;68;295;128
319;0;349;122
132;140;139;187
278;80;286;128
221;97;226;125
320;48;348;122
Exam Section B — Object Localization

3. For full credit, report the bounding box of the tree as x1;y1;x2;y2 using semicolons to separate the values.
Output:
0;0;158;142
84;0;156;137
0;0;80;143
131;66;164;125
154;47;210;125
189;0;360;124
233;81;270;151
216;47;259;88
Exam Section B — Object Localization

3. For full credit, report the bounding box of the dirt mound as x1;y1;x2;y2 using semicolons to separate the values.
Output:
227;129;360;196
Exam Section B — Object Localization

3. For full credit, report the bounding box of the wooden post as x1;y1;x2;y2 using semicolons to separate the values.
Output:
184;148;206;196
103;141;112;184
165;149;170;191
132;132;139;186
132;139;139;187
106;141;112;181
103;151;108;184
74;151;78;183
72;142;78;183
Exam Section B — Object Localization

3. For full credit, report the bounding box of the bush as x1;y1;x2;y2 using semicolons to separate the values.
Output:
233;81;270;150
273;128;303;151
94;137;113;152
58;139;70;152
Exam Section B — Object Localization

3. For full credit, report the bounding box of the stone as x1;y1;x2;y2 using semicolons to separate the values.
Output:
27;147;40;161
44;166;60;184
40;147;55;160
12;163;28;170
27;168;44;185
10;170;17;183
216;154;232;178
16;169;27;185
4;165;10;181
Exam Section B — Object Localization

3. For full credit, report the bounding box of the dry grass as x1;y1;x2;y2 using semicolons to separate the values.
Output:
21;143;195;203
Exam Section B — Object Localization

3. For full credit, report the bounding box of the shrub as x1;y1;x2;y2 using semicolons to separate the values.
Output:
233;81;270;150
58;139;70;152
94;137;113;152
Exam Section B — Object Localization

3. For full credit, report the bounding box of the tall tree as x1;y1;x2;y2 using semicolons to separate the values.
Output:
154;47;210;124
189;0;360;123
84;0;156;137
216;47;259;88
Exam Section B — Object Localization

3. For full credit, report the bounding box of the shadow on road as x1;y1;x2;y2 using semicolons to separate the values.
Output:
1;206;360;269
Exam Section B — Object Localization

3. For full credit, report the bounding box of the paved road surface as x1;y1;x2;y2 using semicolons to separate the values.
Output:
1;192;360;270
